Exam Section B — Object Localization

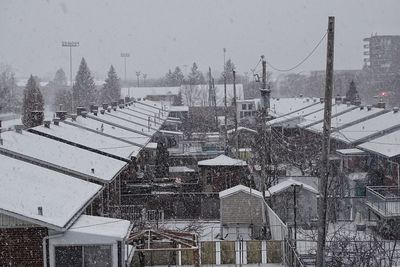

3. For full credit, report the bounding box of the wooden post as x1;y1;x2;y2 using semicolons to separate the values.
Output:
316;16;335;267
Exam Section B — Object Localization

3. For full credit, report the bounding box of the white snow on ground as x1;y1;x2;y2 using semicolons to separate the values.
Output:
0;130;127;182
0;154;101;230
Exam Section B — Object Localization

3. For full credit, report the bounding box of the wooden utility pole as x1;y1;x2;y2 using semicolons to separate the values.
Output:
233;70;238;157
259;56;270;199
224;72;228;155
212;77;218;129
316;16;335;267
208;67;213;107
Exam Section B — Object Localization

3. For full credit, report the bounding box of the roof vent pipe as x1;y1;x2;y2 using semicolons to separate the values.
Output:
44;120;51;128
367;105;372;111
53;118;60;126
360;105;364;110
100;109;105;115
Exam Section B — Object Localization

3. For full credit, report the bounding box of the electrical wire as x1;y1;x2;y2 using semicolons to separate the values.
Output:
265;31;328;72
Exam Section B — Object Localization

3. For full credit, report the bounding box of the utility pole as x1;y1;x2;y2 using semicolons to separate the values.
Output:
233;70;238;157
62;41;79;110
120;53;130;97
223;48;228;155
208;67;213;107
316;16;335;267
259;55;270;199
136;71;141;87
212;77;218;129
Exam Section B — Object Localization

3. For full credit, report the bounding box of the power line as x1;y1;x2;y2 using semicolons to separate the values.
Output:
265;31;328;72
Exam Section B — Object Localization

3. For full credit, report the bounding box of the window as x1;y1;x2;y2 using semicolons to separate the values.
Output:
248;104;253;110
242;104;247;110
207;173;212;185
55;245;112;267
240;111;244;118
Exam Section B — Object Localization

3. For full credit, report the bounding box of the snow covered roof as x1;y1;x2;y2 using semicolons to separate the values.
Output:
0;130;127;183
269;97;321;117
267;102;325;127
357;129;400;158
30;121;139;160
68;215;131;239
122;86;181;99
145;142;158;149
331;110;400;145
169;166;196;173
0;155;102;230
265;179;318;197
169;105;189;112
219;185;263;198
298;104;357;128
66;116;150;148
198;154;247;166
307;107;386;134
336;148;366;156
227;126;257;135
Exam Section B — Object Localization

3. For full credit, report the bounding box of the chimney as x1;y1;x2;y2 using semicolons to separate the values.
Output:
394;107;399;113
335;95;342;104
100;109;105;115
346;101;351;107
107;107;111;113
15;125;23;134
93;110;98;116
91;168;95;174
81;111;88;118
37;206;43;216
53;118;60;126
71;114;77;121
320;97;324;103
367;105;372;111
55;111;67;120
102;103;108;110
44;120;51;128
76;107;86;116
360;105;364;110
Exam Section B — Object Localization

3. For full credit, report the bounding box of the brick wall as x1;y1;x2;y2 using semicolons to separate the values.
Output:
0;227;48;267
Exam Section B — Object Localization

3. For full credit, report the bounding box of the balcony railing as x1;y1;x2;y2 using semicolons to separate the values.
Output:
365;186;400;217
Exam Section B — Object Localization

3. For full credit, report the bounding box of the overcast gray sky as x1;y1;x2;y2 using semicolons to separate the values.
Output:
1;0;399;80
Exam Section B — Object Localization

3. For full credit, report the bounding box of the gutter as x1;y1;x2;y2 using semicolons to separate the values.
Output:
43;232;64;267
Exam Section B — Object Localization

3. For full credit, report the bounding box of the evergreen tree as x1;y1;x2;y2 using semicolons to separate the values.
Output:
346;80;359;104
165;69;174;86
22;75;44;127
101;65;121;104
188;62;205;85
54;89;72;112
53;68;67;86
73;58;96;108
172;66;184;86
222;58;236;83
0;66;20;112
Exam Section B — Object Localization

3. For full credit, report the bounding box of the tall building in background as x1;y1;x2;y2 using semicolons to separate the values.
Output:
363;35;400;94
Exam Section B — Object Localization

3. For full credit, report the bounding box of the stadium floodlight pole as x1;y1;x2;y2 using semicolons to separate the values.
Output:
62;41;79;111
120;53;130;97
136;71;141;87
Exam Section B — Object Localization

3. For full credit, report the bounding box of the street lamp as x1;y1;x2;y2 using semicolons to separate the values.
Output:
62;41;79;110
120;53;130;97
136;71;141;87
